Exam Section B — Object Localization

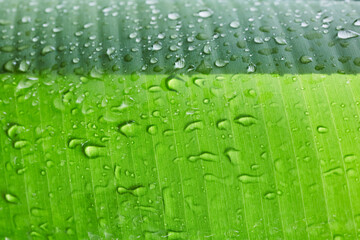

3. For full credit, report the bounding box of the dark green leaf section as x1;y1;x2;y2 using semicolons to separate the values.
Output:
1;73;360;239
1;0;360;75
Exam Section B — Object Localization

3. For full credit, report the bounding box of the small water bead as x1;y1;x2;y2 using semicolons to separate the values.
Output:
165;76;184;92
147;125;158;135
299;55;313;64
238;174;260;184
7;124;25;139
4;60;16;72
216;119;229;130
274;36;287;45
188;152;219;162
168;12;180;20
322;16;333;23
52;27;63;33
203;45;211;55
234;114;257;126
344;154;357;163
150;57;158;64
246;64;256;73
230;21;240;29
83;23;94;29
198;9;213;18
41;45;55;55
117;186;146;196
5;193;19;204
264;192;276;200
337;30;359;39
174;58;185;69
0;45;15;52
317;126;329;133
254;37;264;44
18;60;31;72
118;121;138;137
214;59;228;68
84;145;105;158
354;19;360;26
106;47;115;59
196;33;209;40
152;42;162;51
184;121;204;132
13;140;28;149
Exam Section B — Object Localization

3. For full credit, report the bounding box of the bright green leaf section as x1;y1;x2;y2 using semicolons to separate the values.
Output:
1;73;360;239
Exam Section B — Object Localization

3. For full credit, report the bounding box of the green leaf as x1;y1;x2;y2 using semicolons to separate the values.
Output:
1;0;360;239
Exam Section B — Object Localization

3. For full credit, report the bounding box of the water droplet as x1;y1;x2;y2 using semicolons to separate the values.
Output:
174;58;185;69
216;119;229;130
68;138;84;148
114;165;121;179
152;42;162;51
147;125;158;135
245;89;257;98
84;22;94;29
13;140;28;149
323;167;343;176
224;148;241;164
322;16;333;23
0;19;11;25
118;121;138;137
247;63;256;73
41;45;55;55
344;154;357;163
16;77;38;90
52;27;63;33
196;60;213;74
337;30;359;39
317;126;328;133
7;124;24;139
264;192;276;200
198;9;213;18
203;45;211;55
230;21;240;29
17;168;27;175
168;12;180;20
66;228;75;235
353;19;360;26
31;207;45;217
0;46;15;52
236;40;246;49
238;174;260;184
234;114;256;126
254;37;264;44
18;60;30;72
184;121;203;132
84;145;105;158
4;193;19;204
274;36;287;45
354;58;360;67
72;58;80;64
132;186;147;196
188;152;219;162
333;235;344;240
4;60;16;72
117;186;146;196
214;59;228;68
195;33;209;40
165;76;184;92
299;55;313;64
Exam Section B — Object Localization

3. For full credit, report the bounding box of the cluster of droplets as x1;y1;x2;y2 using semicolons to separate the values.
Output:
1;0;360;75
